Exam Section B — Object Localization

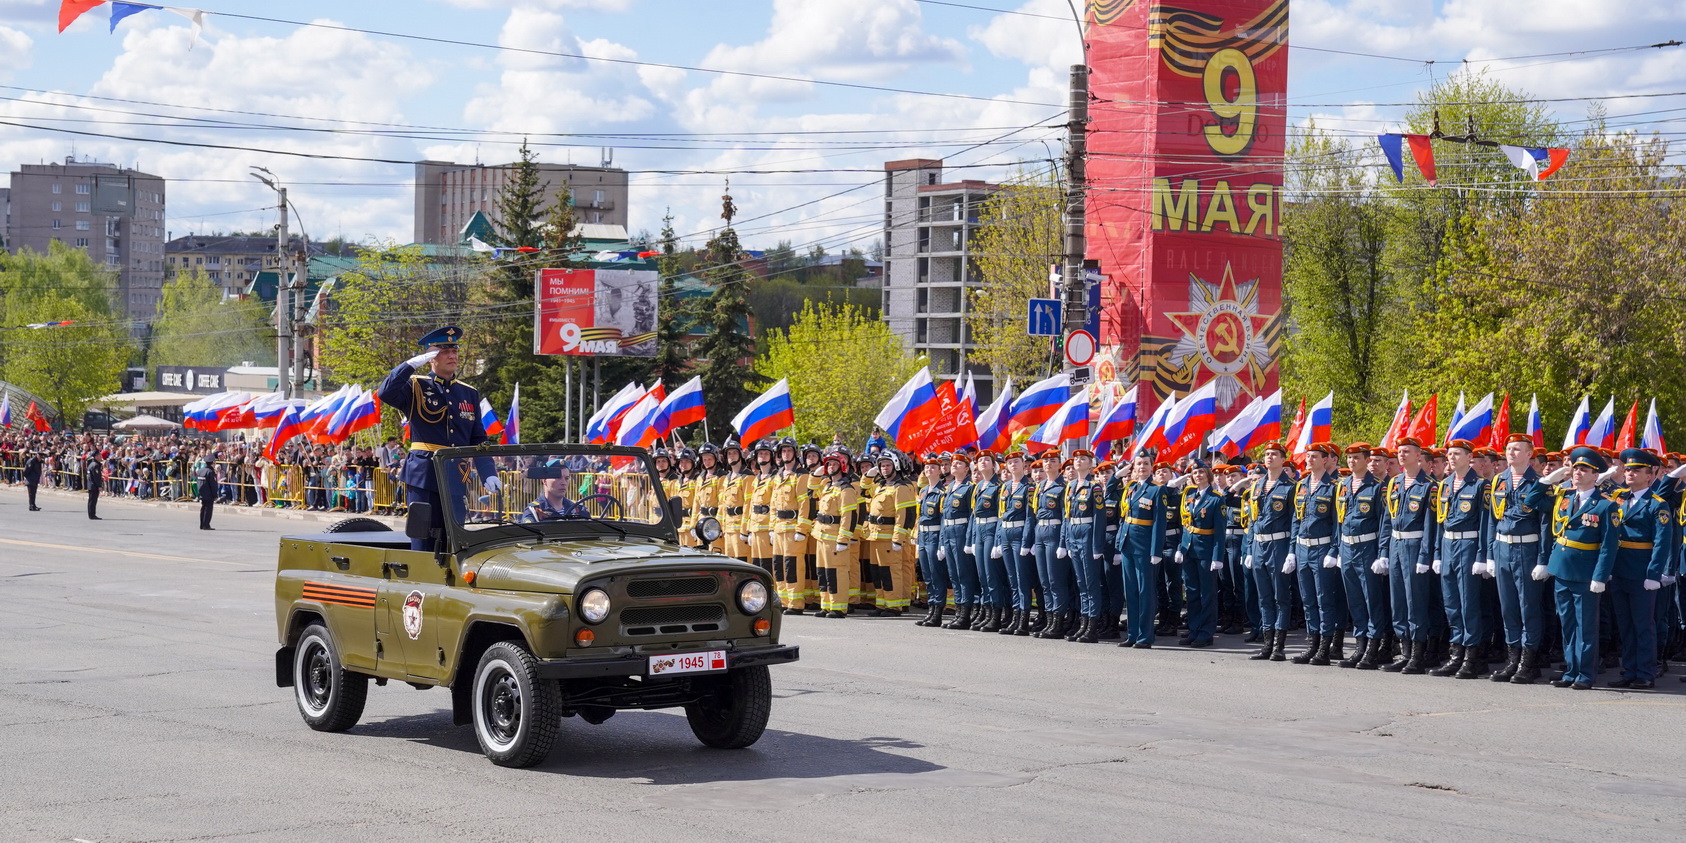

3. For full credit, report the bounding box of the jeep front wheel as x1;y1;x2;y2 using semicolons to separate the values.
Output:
293;623;368;732
685;665;772;749
471;641;560;767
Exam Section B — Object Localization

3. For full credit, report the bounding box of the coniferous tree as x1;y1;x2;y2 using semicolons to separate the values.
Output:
691;190;756;429
650;210;691;389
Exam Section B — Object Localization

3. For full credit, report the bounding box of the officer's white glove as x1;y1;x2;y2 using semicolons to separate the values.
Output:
482;475;502;495
1175;550;1185;564
937;547;946;561
835;542;848;553
1323;553;1339;569
1663;575;1678;586
794;532;806;542
1416;563;1430;574
1372;559;1388;576
1480;563;1495;580
1282;554;1298;575
1149;555;1162;565
1644;579;1661;591
891;542;904;551
1470;561;1485;576
740;534;750;544
1112;553;1121;564
1431;559;1442;575
965;545;974;555
1243;554;1255;570
404;348;439;369
1093;553;1103;561
990;546;1003;559
1531;564;1549;581
1590;580;1607;594
1020;546;1034;557
1210;559;1224;572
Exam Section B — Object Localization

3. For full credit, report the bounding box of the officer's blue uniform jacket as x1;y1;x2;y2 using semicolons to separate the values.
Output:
1116;479;1166;561
1246;473;1297;559
1611;480;1675;582
1178;485;1227;561
1385;469;1438;566
1064;475;1105;558
1034;480;1065;540
377;359;494;491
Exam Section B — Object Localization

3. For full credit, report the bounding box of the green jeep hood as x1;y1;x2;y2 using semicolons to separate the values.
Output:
466;538;761;594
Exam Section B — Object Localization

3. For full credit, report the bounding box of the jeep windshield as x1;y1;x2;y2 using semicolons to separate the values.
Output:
435;448;668;534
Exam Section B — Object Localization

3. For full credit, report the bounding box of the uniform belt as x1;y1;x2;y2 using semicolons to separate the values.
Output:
918;524;941;533
1066;516;1095;524
1186;526;1216;536
972;516;999;524
1341;532;1378;545
1443;530;1479;541
700;506;719;516
1557;537;1598;551
726;506;745;516
676;507;692;517
407;442;446;453
776;509;798;519
1254;531;1289;542
943;518;969;527
814;514;841;525
1125;516;1153;527
1495;533;1539;544
869;515;897;526
1391;530;1424;541
1296;537;1332;548
1619;540;1654;550
752;505;770;514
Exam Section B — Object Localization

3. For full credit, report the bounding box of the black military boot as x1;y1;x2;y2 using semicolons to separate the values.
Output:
1066;614;1090;642
978;606;1001;633
1033;611;1064;639
1400;640;1427;674
1456;647;1487;679
1384;639;1411;672
1015;610;1034;636
1490;645;1522;682
1249;628;1276;660
1356;636;1383;670
1098;615;1122;641
1291;634;1323;665
997;609;1019;635
1077;616;1101;644
1430;643;1466;677
1340;636;1367;669
1270;629;1289;661
1315;632;1342;666
943;604;974;630
1510;647;1542;684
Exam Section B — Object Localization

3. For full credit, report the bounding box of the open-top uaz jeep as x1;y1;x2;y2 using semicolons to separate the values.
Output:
274;443;797;767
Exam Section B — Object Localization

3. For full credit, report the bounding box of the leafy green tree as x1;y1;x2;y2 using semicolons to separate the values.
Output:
756;301;925;446
967;170;1061;385
691;193;757;430
149;270;275;368
3;292;131;425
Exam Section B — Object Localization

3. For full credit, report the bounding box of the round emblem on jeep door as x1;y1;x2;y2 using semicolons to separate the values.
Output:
403;590;425;640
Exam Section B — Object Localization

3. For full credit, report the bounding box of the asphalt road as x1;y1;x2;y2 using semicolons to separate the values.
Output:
4;484;1685;842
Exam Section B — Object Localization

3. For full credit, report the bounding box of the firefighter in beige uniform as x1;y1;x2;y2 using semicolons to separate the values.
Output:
771;438;812;613
866;451;919;615
812;448;862;618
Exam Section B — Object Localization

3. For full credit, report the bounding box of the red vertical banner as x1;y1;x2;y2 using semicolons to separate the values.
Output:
1085;0;1287;422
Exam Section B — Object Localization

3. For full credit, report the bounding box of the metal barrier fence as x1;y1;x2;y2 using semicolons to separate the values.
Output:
0;452;404;516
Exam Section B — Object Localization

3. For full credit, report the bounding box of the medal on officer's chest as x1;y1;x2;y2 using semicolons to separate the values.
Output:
1582;512;1599;527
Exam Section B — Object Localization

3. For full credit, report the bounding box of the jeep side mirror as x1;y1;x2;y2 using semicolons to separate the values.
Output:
667;496;683;525
405;502;433;539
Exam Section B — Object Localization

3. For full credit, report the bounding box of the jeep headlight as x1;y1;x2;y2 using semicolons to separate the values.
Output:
737;579;769;615
579;588;611;624
694;516;724;545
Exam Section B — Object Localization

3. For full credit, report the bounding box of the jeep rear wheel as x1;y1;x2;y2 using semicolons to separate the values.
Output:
471;641;560;768
685;665;772;749
293;623;368;732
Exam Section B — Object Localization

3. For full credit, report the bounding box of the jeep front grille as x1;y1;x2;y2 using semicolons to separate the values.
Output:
626;576;719;599
620;604;727;636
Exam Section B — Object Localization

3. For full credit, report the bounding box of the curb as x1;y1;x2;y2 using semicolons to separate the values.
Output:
0;484;404;528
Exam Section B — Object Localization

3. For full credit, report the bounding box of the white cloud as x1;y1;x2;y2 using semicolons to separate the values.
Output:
459;9;656;135
702;0;966;84
432;0;634;10
0;25;32;83
969;0;1081;70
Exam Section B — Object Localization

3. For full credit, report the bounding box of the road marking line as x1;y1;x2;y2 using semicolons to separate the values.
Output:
0;537;253;568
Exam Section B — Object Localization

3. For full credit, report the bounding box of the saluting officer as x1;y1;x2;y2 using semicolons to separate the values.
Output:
1430;439;1493;679
1487;434;1551;683
1176;459;1226;648
1244;442;1296;661
1118;453;1166;648
915;455;950;627
1524;446;1623;689
1289;443;1344;666
1606;448;1676;688
1383;437;1440;674
1333;443;1391;669
375;326;500;551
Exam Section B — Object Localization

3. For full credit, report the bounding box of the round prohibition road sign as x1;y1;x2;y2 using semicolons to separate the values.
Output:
1064;330;1095;368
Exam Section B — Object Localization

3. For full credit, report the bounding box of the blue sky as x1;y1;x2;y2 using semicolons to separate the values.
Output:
2;0;1684;250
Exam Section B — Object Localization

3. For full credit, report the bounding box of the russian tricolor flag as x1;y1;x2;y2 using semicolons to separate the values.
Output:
1129;393;1179;460
1527;394;1544;448
1445;392;1467;445
973;378;1014;454
1293;392;1333;455
732;378;795;444
1162;380;1219;461
615;384;667;449
1585;397;1616;450
588;382;645;445
874;369;941;451
1031;386;1089;449
506;382;521;445
1093;384;1138;446
1562;395;1591;450
324;387;379;443
653;376;708;437
479;397;504;439
265;404;306;462
0;393;10;428
1007;372;1071;434
1445;393;1494;446
1643;398;1666;453
1380;391;1411;449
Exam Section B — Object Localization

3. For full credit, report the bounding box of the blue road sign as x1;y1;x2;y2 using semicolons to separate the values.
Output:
1027;298;1061;336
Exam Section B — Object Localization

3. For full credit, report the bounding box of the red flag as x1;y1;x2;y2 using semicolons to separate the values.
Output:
59;0;105;32
1281;397;1307;453
1405;134;1437;185
1490;393;1511;448
24;400;50;432
1380;393;1412;449
1406;394;1438;445
910;381;978;455
1616;399;1640;451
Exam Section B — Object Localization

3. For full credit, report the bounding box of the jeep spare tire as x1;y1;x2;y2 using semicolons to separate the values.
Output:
325;517;391;533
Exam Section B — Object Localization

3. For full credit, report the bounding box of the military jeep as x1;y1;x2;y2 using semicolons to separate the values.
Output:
273;443;797;767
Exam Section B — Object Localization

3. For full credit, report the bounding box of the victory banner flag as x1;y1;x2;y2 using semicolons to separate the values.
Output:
535;268;658;357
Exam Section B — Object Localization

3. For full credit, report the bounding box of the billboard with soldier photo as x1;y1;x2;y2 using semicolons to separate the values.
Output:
533;267;658;357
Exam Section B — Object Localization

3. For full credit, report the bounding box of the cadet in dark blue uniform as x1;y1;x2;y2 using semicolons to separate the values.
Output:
1117;453;1166;648
1063;450;1106;644
1176;460;1225;648
376;326;500;551
1099;461;1126;641
1245;442;1297;661
939;454;979;629
1219;465;1260;640
968;452;1008;632
1384;437;1439;674
1607;449;1675;688
1487;434;1551;683
997;451;1037;636
1032;460;1071;639
1430;440;1494;679
1334;443;1391;669
1288;442;1343;666
914;456;949;628
1524;446;1622;690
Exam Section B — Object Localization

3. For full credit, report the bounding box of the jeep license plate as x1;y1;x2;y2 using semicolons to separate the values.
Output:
648;650;727;677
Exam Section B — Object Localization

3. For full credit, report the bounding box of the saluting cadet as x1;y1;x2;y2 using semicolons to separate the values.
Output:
1487;434;1551;683
811;448;860;618
864;451;917;617
1033;460;1071;639
1524;446;1623;689
1605;449;1676;688
915;455;950;627
997;451;1037;635
748;440;779;584
969;452;1009;632
1176;459;1226;648
1244;443;1297;661
939;454;979;630
1288;443;1344;666
1383;437;1440;674
1333;443;1390;669
375;326;501;551
1429;440;1493;679
1062;450;1106;644
1118;453;1166;648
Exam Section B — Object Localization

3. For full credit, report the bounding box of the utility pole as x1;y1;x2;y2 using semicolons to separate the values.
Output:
290;234;309;397
1060;63;1089;382
252;167;293;399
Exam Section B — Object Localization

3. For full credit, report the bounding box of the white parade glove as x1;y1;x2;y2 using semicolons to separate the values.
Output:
1149;555;1162;566
1480;563;1495;580
740;534;751;543
1093;553;1103;561
1644;579;1661;591
1590;580;1607;594
1243;554;1255;570
1209;559;1223;572
835;543;848;553
404;348;439;369
1372;559;1388;576
793;532;806;542
965;545;974;555
1174;550;1185;564
1531;564;1549;581
1111;553;1121;564
1415;563;1430;574
1431;559;1442;575
1323;553;1339;569
990;546;1002;559
1020;547;1033;557
1470;561;1485;576
1663;575;1678;586
1282;555;1298;575
1056;546;1068;559
482;475;502;495
891;542;903;551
